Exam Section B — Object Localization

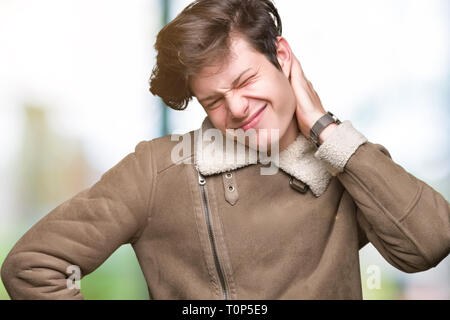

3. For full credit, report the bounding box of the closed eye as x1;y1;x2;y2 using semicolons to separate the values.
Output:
239;75;256;87
206;98;222;108
205;72;258;108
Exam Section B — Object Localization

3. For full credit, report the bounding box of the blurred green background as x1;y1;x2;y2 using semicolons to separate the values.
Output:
0;0;449;299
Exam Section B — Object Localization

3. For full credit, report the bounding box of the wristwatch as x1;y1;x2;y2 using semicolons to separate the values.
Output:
309;111;341;148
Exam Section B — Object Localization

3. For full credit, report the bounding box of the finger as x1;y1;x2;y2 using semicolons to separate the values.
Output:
291;59;308;91
291;53;305;77
290;57;308;94
290;76;311;110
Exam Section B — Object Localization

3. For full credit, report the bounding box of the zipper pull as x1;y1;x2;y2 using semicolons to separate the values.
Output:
198;171;206;186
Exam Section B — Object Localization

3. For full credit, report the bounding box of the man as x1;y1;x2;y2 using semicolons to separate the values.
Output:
2;0;449;300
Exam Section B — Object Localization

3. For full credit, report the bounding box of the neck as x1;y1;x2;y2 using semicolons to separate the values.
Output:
278;116;301;152
258;117;299;157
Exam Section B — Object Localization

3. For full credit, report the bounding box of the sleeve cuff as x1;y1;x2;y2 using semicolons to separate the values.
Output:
314;120;368;176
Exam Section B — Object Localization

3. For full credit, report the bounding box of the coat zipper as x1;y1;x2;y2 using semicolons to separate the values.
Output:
197;171;229;300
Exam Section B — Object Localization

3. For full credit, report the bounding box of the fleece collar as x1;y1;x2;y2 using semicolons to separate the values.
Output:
193;117;332;197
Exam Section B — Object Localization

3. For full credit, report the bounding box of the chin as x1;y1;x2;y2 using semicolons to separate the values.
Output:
254;126;282;154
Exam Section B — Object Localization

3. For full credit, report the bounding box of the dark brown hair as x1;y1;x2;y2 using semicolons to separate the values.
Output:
149;0;283;110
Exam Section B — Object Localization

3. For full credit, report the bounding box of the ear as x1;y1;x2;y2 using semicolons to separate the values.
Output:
275;36;293;78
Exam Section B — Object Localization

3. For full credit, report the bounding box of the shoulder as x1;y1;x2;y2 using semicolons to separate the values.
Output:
137;130;196;174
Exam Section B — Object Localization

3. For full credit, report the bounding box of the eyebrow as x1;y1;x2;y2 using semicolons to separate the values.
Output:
197;67;253;104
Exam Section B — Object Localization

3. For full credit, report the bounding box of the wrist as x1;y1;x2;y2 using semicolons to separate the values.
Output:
308;111;341;147
307;112;327;136
318;123;338;144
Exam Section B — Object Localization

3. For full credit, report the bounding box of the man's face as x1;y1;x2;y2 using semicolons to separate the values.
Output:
189;34;298;151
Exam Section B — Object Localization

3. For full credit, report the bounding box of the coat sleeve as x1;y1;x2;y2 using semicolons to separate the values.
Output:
0;140;155;299
314;120;450;273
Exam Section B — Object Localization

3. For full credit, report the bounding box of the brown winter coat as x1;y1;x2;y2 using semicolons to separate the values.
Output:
1;117;449;299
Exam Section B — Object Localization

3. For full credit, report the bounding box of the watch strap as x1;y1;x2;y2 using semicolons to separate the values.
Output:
309;111;341;147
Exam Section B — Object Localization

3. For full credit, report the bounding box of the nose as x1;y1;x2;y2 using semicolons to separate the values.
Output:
225;92;249;120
